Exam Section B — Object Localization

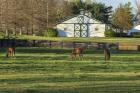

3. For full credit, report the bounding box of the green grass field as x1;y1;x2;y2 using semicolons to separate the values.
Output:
2;35;140;43
0;47;140;93
17;35;140;43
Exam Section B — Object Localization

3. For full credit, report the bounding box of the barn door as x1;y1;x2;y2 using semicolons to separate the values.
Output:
74;23;88;37
74;15;88;37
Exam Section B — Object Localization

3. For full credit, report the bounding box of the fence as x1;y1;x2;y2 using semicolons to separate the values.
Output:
0;39;119;50
1;39;140;51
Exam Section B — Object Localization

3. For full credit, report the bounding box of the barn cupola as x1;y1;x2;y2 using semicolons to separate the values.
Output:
80;9;85;15
79;9;91;18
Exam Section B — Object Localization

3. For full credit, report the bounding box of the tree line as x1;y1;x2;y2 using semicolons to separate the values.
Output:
0;0;137;37
0;0;71;36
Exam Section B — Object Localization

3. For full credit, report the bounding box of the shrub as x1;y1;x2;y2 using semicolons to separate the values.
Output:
105;29;116;37
115;33;128;37
43;28;58;37
0;32;4;36
132;32;140;38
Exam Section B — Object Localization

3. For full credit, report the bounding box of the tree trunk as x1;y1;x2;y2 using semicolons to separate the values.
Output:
120;28;123;37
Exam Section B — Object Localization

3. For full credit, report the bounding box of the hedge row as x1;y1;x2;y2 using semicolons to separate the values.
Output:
132;32;140;38
43;28;58;37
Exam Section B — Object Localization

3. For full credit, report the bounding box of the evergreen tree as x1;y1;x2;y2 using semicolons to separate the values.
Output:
70;1;112;24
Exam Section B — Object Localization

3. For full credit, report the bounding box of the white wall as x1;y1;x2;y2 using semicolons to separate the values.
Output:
57;24;74;37
89;24;105;37
57;15;106;37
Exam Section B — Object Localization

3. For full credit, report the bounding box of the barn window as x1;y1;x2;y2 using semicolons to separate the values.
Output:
95;27;99;31
64;27;67;31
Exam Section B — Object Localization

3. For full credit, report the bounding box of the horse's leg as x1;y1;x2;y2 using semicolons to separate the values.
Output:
109;52;111;60
78;54;80;60
79;53;83;60
13;48;15;56
71;53;76;60
8;52;11;58
11;51;13;57
74;54;77;60
107;53;110;60
71;53;74;59
105;54;107;62
6;49;8;58
12;51;14;57
9;52;11;57
11;48;13;56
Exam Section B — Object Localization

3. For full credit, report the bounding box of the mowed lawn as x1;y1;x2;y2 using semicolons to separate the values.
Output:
0;48;140;93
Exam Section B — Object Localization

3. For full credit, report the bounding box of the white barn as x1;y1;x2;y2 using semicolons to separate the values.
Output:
56;12;106;37
127;25;140;36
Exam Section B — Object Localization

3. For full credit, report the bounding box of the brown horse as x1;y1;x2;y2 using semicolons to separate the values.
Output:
104;48;111;61
71;48;83;59
6;47;15;58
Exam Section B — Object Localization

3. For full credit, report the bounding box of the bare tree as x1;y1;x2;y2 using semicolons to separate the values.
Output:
135;0;140;25
0;0;72;36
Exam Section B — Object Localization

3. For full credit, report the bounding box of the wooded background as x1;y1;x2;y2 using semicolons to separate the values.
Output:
0;0;72;35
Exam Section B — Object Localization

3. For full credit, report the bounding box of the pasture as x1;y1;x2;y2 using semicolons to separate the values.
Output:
18;35;140;43
0;47;140;93
2;35;140;43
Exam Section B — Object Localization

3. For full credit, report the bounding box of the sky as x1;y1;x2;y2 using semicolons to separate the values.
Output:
69;0;136;13
94;0;136;11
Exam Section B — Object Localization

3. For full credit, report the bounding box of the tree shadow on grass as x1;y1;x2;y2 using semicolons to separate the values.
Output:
0;87;95;93
16;48;71;54
1;47;139;55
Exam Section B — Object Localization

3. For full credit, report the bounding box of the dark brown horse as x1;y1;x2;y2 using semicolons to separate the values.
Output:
71;48;83;59
6;47;15;58
104;48;111;61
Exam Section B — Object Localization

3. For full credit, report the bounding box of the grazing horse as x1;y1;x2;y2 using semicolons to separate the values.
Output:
104;48;111;61
6;47;15;58
71;48;83;59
